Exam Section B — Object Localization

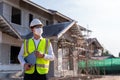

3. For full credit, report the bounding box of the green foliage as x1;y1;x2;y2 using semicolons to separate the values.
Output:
102;50;111;56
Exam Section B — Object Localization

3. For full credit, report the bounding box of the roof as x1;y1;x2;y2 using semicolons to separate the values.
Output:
22;0;52;14
0;15;76;40
42;21;76;39
23;0;72;21
48;9;73;21
87;38;103;49
24;21;76;39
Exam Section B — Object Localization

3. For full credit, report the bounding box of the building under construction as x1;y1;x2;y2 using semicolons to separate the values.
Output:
0;0;104;79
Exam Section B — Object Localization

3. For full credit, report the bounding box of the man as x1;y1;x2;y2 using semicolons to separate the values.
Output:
18;19;54;80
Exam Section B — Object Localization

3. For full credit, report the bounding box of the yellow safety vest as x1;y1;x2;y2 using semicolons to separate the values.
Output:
23;38;50;74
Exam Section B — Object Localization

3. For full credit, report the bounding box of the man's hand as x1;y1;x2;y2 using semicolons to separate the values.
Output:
35;51;44;58
24;63;32;71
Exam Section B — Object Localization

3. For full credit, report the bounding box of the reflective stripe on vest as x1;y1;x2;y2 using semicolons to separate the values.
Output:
23;38;50;74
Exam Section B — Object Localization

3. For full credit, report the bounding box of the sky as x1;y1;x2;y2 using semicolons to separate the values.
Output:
31;0;120;57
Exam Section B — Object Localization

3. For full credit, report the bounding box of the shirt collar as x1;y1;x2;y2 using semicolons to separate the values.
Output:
32;36;43;40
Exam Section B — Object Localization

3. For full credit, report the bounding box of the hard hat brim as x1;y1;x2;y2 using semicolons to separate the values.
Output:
30;24;44;28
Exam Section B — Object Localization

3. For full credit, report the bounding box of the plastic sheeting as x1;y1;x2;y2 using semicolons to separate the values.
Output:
78;58;120;71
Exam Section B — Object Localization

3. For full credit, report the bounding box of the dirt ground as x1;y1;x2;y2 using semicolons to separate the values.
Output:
0;75;119;80
93;75;120;80
50;75;120;80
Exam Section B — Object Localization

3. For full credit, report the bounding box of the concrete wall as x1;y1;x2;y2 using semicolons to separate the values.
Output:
0;31;2;43
0;43;10;64
22;9;30;27
0;32;22;64
0;43;1;64
0;64;22;71
3;2;11;22
2;33;22;46
0;32;2;65
0;2;3;15
2;1;51;29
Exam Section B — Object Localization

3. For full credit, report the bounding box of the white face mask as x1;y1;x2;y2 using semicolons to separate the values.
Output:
34;28;43;35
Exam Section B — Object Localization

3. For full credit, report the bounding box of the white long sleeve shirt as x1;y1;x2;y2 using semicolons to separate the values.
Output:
18;37;54;66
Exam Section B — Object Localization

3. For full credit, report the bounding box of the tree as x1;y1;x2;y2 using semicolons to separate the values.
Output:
102;49;111;56
119;52;120;57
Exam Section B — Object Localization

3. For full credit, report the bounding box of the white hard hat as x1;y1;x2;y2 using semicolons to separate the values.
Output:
30;19;43;27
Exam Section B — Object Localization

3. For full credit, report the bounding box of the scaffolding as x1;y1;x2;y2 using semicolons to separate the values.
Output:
57;37;103;80
51;25;105;80
77;28;105;79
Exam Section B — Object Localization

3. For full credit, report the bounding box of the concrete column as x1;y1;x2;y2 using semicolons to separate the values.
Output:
73;50;78;76
0;32;10;64
51;39;60;77
0;43;10;64
48;39;60;77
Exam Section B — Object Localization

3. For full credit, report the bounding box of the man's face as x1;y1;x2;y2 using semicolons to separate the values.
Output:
31;25;43;36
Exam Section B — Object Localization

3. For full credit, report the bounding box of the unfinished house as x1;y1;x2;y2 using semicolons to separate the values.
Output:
86;38;103;57
77;31;103;58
